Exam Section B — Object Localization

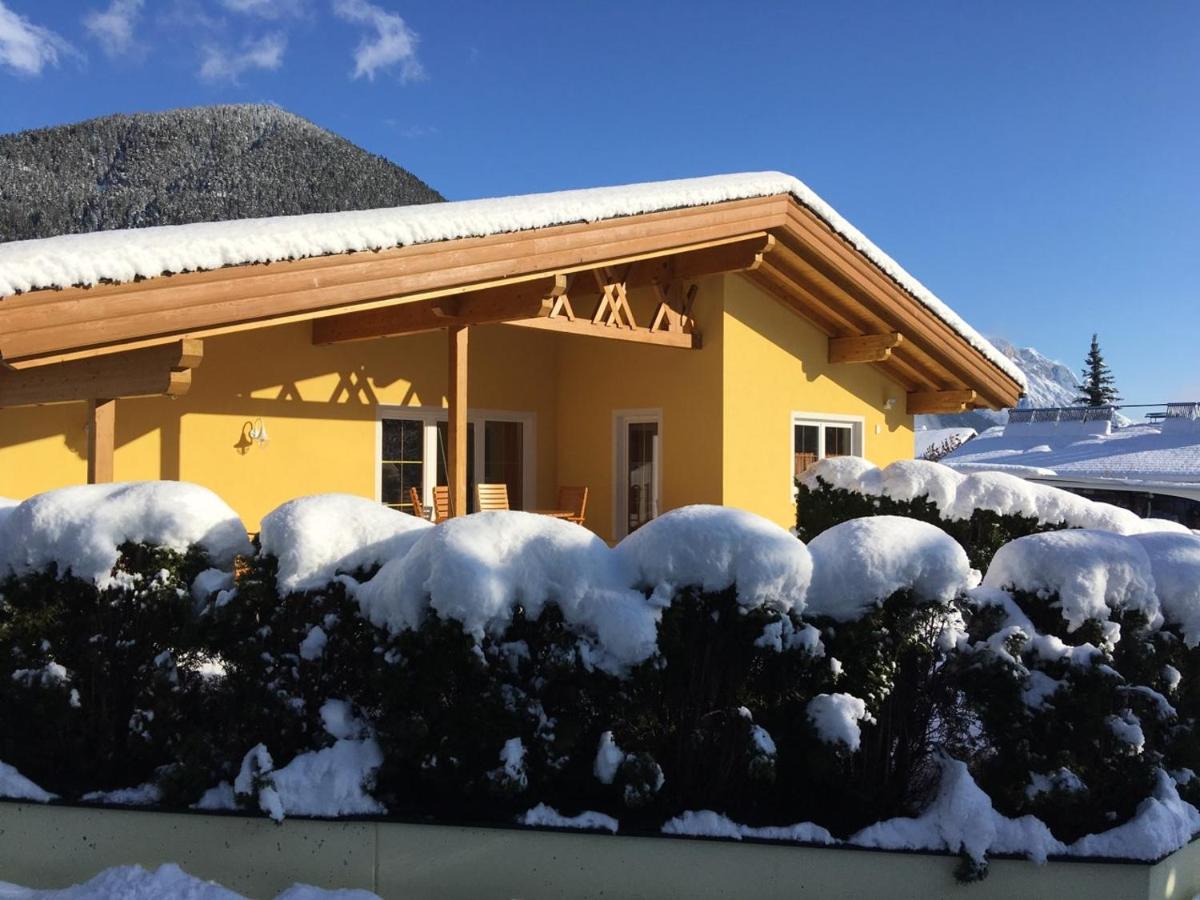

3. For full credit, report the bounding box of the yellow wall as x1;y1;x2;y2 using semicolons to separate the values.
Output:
721;273;914;530
554;276;726;542
0;272;914;539
0;322;560;531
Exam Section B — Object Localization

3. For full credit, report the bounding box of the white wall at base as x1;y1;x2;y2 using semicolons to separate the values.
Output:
0;802;1196;900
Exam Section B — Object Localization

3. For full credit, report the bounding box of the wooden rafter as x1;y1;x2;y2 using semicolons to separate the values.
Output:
0;339;202;408
650;282;699;335
907;389;978;415
829;332;904;364
506;315;699;349
312;275;566;345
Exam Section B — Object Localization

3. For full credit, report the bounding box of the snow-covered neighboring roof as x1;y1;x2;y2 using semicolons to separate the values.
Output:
914;427;977;459
0;171;1025;388
944;419;1200;486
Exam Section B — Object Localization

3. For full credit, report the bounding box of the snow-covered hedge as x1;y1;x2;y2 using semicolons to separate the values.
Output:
796;457;1187;567
3;481;1200;880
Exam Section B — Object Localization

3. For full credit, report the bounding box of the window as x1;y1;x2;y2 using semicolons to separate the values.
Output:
791;414;864;488
378;408;534;516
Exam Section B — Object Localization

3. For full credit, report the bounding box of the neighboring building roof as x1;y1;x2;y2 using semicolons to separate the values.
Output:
0;171;1025;389
915;427;977;459
943;409;1200;487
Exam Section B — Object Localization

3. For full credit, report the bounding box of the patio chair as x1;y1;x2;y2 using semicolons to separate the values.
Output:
408;486;426;520
558;485;588;526
432;485;452;523
476;483;510;512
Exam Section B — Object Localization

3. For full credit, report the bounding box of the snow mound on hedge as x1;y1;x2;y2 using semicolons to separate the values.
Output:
521;803;619;833
0;864;381;899
983;530;1161;632
356;511;657;673
260;494;432;595
1132;532;1200;646
0;482;250;588
0;760;55;803
852;756;1065;865
805;516;976;620
614;505;812;612
662;810;836;845
801;458;1178;535
807;693;873;751
1068;770;1200;860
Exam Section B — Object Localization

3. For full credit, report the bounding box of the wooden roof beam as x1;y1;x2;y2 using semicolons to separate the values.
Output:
829;332;904;364
312;275;566;344
0;339;202;408
907;389;977;415
504;315;700;349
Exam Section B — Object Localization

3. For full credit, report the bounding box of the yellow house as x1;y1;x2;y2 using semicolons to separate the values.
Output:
0;173;1024;542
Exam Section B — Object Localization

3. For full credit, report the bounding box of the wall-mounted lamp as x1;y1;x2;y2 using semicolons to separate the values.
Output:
884;397;898;411
247;418;270;448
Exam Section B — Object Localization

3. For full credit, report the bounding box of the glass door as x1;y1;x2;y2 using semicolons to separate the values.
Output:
617;413;660;537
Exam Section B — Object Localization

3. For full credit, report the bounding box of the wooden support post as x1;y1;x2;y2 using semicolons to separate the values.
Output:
447;326;469;518
87;398;115;484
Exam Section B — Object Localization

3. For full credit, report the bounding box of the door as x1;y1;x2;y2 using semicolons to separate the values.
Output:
616;412;661;537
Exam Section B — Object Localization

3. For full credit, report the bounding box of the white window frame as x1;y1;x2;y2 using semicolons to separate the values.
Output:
790;412;865;497
375;405;537;512
613;408;663;540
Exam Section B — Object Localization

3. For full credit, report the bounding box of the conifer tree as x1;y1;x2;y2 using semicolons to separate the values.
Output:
1074;334;1121;407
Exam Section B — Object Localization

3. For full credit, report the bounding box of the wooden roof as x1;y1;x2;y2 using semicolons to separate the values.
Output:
0;194;1024;414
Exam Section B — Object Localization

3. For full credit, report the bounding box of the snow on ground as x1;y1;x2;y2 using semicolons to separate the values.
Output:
0;864;380;900
354;511;658;674
1131;532;1200;646
801;457;1180;535
259;494;431;596
983;530;1161;633
0;172;1023;388
0;761;55;803
805;516;976;620
520;803;619;834
0;483;250;587
614;505;812;613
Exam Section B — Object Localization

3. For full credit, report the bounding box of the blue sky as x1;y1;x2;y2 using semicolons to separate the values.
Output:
1;0;1197;404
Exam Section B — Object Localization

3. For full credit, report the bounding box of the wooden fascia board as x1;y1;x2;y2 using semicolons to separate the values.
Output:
775;200;1022;407
312;275;567;344
0;339;202;407
0;197;790;366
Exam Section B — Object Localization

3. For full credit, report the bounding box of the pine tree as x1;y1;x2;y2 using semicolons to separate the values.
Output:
1074;334;1121;407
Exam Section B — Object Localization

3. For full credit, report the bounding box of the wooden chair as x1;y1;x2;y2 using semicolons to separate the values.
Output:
432;485;452;523
476;483;510;512
558;486;588;526
408;486;426;520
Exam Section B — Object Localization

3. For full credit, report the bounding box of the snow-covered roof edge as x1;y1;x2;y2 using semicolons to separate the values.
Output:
0;171;1025;388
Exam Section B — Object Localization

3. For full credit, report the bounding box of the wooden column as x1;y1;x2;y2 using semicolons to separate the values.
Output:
87;398;115;484
447;326;469;518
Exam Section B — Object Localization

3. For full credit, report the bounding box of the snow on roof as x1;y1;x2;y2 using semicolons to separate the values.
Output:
914;427;977;459
0;171;1024;388
944;419;1200;485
